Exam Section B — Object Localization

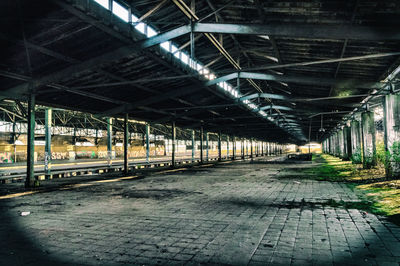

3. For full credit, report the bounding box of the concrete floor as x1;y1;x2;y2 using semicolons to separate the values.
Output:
0;158;399;265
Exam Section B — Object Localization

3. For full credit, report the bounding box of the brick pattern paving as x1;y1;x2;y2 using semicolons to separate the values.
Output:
0;160;399;265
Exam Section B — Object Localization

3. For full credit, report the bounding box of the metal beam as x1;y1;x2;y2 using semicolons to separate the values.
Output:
206;71;382;89
192;22;400;40
98;85;204;116
216;52;400;74
239;93;288;101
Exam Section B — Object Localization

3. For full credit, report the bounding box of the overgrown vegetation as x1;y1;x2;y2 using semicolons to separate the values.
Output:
295;154;400;225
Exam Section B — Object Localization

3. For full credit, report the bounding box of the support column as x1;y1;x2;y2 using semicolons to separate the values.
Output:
171;122;176;167
343;126;351;160
338;129;344;158
124;114;129;174
241;138;244;159
145;123;150;163
200;126;204;163
44;108;52;179
350;120;362;163
232;136;236;160
218;131;222;161
191;129;195;163
383;93;400;178
333;132;339;157
107;117;113;166
206;131;209;161
250;139;254;160
261;141;264;156
25;94;37;188
361;111;376;168
227;136;230;159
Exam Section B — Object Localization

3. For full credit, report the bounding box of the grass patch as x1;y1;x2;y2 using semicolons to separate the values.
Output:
292;154;400;225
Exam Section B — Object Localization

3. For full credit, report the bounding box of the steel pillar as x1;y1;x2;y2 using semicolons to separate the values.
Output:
361;111;376;168
200;126;204;163
241;138;244;159
206;131;209;161
232;136;236;159
250;139;254;160
107;117;113;166
124;114;129;174
171;122;176;167
191;129;195;163
145;123;150;163
218;131;222;161
44;108;52;179
227;136;230;159
383;93;400;178
25;94;37;188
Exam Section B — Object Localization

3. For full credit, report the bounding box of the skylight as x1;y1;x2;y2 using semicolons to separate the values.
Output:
94;0;108;9
112;1;129;22
91;0;301;134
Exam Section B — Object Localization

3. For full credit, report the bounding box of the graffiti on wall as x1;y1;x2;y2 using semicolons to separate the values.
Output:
0;152;12;163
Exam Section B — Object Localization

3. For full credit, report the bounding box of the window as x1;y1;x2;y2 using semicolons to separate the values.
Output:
94;0;109;9
112;1;129;22
160;41;170;51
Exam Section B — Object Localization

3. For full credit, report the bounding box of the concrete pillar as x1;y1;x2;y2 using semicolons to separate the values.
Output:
350;120;362;163
218;131;222;161
107;117;113;165
171;122;176;167
361;111;376;169
124;114;129;174
25;94;37;188
344;126;352;160
145;123;150;163
333;132;338;157
200;126;204;163
44;108;52;179
337;129;344;158
383;93;400;178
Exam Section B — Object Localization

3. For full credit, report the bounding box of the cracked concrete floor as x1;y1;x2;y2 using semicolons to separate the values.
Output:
0;158;399;265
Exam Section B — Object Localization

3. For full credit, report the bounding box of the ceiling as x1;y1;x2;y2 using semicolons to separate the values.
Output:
0;0;399;144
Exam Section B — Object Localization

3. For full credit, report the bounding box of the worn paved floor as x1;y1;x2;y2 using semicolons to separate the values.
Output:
0;158;399;265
